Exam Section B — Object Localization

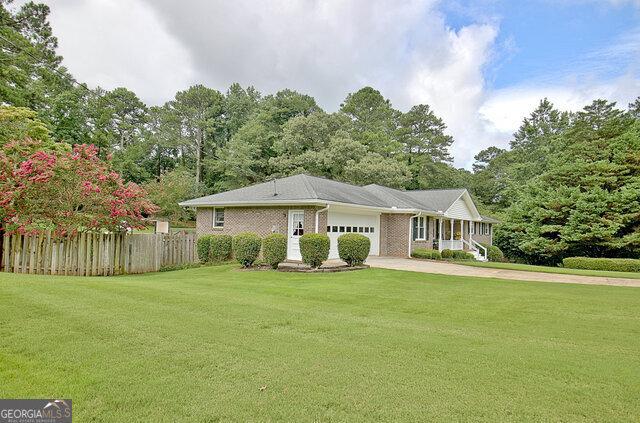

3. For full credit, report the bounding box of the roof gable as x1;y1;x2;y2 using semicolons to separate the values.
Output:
443;190;481;220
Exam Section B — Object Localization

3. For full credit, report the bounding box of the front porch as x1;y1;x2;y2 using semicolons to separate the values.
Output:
435;218;487;261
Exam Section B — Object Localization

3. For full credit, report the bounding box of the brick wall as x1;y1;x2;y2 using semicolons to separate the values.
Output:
196;206;326;238
380;213;411;257
410;216;438;251
380;214;445;257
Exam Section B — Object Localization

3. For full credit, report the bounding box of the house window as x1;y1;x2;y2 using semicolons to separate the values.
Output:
470;222;475;235
412;216;426;241
339;226;345;232
364;227;369;233
212;208;225;228
370;227;374;233
359;227;364;233
292;213;304;236
332;226;338;232
486;223;491;235
327;226;331;233
346;226;352;232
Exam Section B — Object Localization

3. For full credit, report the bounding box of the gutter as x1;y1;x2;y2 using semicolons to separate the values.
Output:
315;204;330;233
177;198;439;215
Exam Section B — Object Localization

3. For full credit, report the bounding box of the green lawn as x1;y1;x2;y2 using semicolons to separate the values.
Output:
455;260;640;279
1;266;639;422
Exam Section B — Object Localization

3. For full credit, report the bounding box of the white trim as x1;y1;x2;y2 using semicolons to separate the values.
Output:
411;216;426;241
287;209;305;260
181;199;444;216
409;212;421;256
212;207;224;228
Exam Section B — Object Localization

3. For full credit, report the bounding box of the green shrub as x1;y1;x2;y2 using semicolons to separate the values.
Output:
487;245;504;262
209;235;233;261
452;250;475;260
563;257;640;272
479;243;504;262
441;249;454;259
299;233;330;268
411;248;442;260
263;233;287;269
337;233;370;266
196;235;213;264
232;232;262;267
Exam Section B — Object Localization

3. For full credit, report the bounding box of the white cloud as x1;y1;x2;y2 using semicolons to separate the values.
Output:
138;0;443;108
480;75;640;136
44;0;195;105
407;24;498;168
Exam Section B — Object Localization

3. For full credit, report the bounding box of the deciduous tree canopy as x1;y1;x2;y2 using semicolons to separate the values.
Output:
0;139;157;234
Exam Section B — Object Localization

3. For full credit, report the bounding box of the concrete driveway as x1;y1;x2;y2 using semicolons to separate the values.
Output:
366;256;640;288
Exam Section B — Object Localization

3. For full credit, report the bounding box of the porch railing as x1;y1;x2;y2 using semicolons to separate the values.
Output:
470;239;487;261
440;240;463;251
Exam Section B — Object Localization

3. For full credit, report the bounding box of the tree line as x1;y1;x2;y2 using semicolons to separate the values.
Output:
1;1;639;263
1;4;467;190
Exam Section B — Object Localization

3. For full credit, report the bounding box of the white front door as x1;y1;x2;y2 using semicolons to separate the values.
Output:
287;210;305;260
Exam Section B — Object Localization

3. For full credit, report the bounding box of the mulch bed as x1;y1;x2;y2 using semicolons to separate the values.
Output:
234;264;274;271
231;261;369;272
277;262;369;273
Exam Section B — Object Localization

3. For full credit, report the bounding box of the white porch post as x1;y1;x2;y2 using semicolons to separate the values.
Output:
438;219;443;251
489;224;493;245
450;219;454;242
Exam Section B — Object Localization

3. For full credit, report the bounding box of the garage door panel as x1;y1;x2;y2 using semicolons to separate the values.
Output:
327;211;379;259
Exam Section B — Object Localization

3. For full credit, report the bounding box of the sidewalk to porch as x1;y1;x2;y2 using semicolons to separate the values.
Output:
366;256;640;287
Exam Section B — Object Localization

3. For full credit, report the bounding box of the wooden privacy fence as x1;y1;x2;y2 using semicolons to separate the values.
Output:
1;232;197;276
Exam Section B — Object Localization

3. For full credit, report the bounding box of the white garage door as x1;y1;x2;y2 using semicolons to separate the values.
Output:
326;211;380;259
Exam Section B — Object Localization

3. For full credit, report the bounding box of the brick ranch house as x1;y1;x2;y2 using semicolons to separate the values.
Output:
180;174;498;261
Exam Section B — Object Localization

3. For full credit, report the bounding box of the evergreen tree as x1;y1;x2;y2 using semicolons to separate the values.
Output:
496;101;640;264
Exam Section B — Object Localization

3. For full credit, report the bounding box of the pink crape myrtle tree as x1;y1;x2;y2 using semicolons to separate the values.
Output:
0;139;158;235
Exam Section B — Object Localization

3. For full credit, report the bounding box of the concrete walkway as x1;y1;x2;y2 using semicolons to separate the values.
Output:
366;256;640;288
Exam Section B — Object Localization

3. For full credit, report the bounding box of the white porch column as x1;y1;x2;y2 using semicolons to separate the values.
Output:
450;219;454;242
438;219;443;251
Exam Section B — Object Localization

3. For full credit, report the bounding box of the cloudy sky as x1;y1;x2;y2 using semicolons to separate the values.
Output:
31;0;640;168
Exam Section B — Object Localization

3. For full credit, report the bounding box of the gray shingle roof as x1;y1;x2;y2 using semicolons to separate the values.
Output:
179;174;469;213
480;215;500;224
403;189;466;212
